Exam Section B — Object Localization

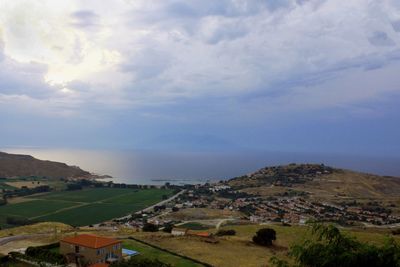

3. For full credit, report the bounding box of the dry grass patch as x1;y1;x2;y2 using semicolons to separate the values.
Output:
137;233;286;267
0;222;72;238
5;181;47;189
132;224;400;267
163;208;243;221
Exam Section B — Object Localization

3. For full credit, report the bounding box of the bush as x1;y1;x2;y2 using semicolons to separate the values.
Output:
172;207;179;212
111;257;171;267
392;229;400;235
0;199;7;206
0;254;9;264
25;246;66;265
216;229;236;236
6;216;35;226
253;228;276;246
66;183;82;191
271;224;400;267
163;224;173;233
142;223;158;232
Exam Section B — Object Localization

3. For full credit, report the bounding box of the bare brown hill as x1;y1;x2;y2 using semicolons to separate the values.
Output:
0;151;90;179
228;163;400;200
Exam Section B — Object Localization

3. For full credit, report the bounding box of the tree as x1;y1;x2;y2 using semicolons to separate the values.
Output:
271;224;400;267
216;229;236;236
172;207;179;212
66;183;82;191
142;223;158;232
111;257;171;267
25;246;66;265
253;228;276;246
163;224;173;233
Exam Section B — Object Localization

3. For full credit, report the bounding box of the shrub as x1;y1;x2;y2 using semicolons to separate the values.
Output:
172;207;179;212
271;224;400;267
0;199;7;206
392;229;400;235
66;183;82;191
111;257;171;267
142;223;158;232
253;228;276;246
216;229;236;236
25;246;66;265
6;216;34;226
163;224;173;233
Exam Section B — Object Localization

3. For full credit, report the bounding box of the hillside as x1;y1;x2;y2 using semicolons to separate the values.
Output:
0;151;90;179
228;163;400;200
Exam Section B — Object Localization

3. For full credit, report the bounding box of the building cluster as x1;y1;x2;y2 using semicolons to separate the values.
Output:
168;184;400;226
100;182;400;230
236;197;400;226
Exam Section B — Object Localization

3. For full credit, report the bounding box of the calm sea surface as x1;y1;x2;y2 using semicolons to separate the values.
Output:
2;148;400;185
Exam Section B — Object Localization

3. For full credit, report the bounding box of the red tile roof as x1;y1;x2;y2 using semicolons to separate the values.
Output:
61;234;121;249
190;231;211;237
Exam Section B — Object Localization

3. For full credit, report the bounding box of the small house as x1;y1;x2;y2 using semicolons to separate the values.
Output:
171;227;188;236
60;234;122;265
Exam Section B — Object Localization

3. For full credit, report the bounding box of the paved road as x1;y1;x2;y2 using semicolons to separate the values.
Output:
139;189;186;214
216;218;236;230
0;234;47;246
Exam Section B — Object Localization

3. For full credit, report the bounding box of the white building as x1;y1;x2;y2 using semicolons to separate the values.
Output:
171;228;188;236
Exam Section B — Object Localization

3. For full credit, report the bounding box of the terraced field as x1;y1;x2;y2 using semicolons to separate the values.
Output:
0;188;174;228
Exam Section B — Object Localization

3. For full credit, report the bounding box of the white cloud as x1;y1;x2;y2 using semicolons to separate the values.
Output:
0;0;399;117
0;0;121;87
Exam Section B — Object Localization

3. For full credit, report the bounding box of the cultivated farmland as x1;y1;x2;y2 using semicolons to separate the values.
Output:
0;188;174;228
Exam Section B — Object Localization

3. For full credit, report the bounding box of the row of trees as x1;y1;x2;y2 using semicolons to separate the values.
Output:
270;224;400;267
6;216;36;226
3;185;50;198
251;224;400;267
110;257;171;267
24;244;66;265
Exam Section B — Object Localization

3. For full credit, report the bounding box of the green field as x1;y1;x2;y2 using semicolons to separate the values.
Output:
179;222;211;230
34;187;136;202
0;188;174;227
0;182;16;190
0;200;77;218
122;239;202;267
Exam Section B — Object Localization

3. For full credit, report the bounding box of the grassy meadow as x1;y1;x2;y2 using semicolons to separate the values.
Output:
0;188;173;228
134;223;400;267
122;239;202;267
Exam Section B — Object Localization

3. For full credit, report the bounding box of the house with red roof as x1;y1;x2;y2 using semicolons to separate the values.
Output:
60;234;122;266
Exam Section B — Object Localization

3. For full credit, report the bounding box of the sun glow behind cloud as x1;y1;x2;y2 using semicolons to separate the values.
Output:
0;0;121;87
0;0;399;110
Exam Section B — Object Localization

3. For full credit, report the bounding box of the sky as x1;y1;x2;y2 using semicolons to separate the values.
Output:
0;0;400;157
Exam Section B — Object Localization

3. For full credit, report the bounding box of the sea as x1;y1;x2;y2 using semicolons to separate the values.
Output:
2;147;400;185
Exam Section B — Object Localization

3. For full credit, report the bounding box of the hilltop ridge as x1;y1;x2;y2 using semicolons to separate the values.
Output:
227;163;400;200
0;151;91;179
